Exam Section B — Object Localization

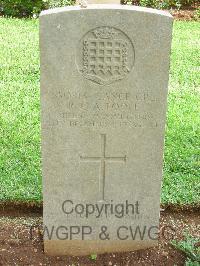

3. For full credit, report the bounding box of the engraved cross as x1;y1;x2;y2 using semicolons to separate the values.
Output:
80;134;126;201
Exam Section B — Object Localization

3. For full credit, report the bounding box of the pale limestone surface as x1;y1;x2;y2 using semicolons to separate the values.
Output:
76;0;120;5
40;4;173;256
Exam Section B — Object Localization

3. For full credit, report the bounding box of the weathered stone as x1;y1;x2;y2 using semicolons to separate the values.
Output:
40;4;173;256
76;0;120;5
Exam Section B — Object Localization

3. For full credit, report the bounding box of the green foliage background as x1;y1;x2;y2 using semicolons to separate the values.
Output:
0;0;199;17
0;0;75;18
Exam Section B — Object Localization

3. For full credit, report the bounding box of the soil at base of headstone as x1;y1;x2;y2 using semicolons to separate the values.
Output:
0;205;199;266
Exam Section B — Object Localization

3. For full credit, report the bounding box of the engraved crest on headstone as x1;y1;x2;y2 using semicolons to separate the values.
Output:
76;26;135;85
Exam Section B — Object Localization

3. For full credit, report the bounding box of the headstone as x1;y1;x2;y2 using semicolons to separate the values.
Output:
76;0;120;4
40;3;173;256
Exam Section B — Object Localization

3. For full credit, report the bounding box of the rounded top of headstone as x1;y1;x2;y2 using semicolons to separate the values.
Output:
40;5;173;20
76;0;121;4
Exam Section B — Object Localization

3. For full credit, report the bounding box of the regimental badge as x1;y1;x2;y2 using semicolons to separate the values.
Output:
77;27;135;85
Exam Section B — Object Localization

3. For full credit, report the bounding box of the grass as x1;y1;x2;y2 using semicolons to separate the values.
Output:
0;18;41;201
162;22;200;204
171;234;200;265
0;19;199;204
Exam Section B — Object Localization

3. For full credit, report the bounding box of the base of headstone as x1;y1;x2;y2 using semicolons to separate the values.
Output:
44;240;157;256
